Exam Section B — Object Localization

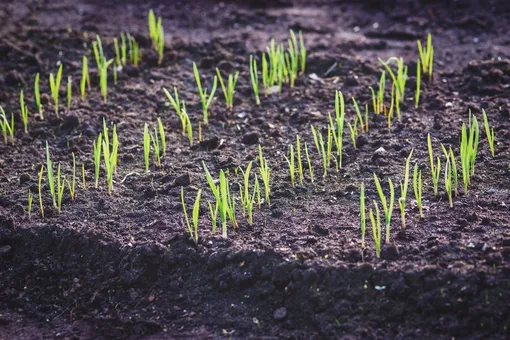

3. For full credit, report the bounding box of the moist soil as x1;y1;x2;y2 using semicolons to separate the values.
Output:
1;0;510;339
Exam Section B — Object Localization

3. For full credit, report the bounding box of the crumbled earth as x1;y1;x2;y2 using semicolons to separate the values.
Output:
0;0;509;339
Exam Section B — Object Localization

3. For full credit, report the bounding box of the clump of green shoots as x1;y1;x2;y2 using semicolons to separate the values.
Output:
20;90;28;133
258;145;271;207
80;56;90;100
49;64;63;116
148;9;165;64
216;68;239;111
193;62;217;125
413;163;423;218
379;57;408;119
369;71;385;114
398;149;413;229
0;107;14;145
249;55;260;105
93;36;114;103
34;73;43;119
427;134;441;196
482;109;495;157
332;90;346;168
369;201;382;258
127;33;141;67
360;182;366;249
102;122;119;195
460;115;479;194
373;174;394;244
417;33;434;80
181;187;201;244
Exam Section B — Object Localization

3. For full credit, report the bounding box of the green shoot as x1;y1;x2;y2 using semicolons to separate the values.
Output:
67;76;72;111
0;107;14;145
249;55;260;105
102;124;119;195
254;175;261;209
370;71;386;114
151;127;161;167
347;121;357;150
49;64;63;116
56;163;65;213
120;33;127;66
445;158;453;208
100;59;114;103
80;56;90;100
216;68;239;111
239;161;253;214
148;10;157;48
20;90;28;133
181;104;193;145
157;117;166;156
398;149;414;229
304;142;314;184
296;136;303;185
127;33;141;67
284;144;295;187
114;37;121;67
27;190;33;217
417;33;434;80
334;90;346;168
427;134;441;196
460;117;480;194
258;145;271;207
157;19;164;65
379;57;408;105
482;109;495;157
285;31;299;87
67;152;76;201
143;124;150;172
181;187;201;244
369;201;382;258
208;200;219;233
298;30;306;74
311;125;327;177
352;97;365;132
148;10;164;63
373;174;394;244
163;87;181;116
360;182;366;249
38;165;44;218
413;163;423;218
92;35;105;69
218;170;229;238
93;133;103;188
193;62;217;125
46;141;56;208
34;73;43;119
415;59;421;108
449;148;458;196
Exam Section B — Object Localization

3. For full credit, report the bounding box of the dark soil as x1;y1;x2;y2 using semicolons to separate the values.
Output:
1;0;510;339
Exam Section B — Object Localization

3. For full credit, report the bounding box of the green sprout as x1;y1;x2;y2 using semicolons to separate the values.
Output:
334;90;346;168
151;126;161;168
38;165;45;218
417;33;434;80
27;190;33;217
311;125;328;177
373;173;394;244
127;33;141;67
445;158;453;208
360;182;366;249
218;170;230;238
254;175;261;208
20;90;28;133
460;116;479;194
370;71;385;114
193;62;217;125
157;117;166;156
0;107;14;145
415;59;421;108
163;87;181;116
93;133;103;188
34;73;43;119
284;144;295;187
81;163;86;190
352;97;366;133
92;35;105;69
114;37;121;67
239;161;253;214
100;59;114;103
482;109;495;157
441;145;458;196
216;68;239;111
181;103;193;145
46;141;56;208
67;152;77;201
296;135;304;185
249;55;260;105
80;56;90;100
181;187;201;244
120;33;127;66
427;134;441;196
49;64;63;116
258;145;271;207
208;200;219;234
304;142;314;184
369;201;382;258
298;30;306;74
102;124;119;195
379;57;408;106
398;149;414;229
56;163;66;213
413;163;423;218
347;120;357;150
67;76;72;111
148;10;165;64
285;31;299;88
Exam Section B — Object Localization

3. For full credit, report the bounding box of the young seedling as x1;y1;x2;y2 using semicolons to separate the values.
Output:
369;201;382;258
93;133;103;188
80;56;90;100
56;164;66;213
20;90;29;133
370;71;386;114
304;142;314;184
181;104;193;145
38;165;45;217
67;152;77;201
34;73;43;119
258;145;271;207
46;141;56;208
143;124;151;172
445;158;453;208
102;124;119;195
334;90;346;168
352;97;365;133
347;121;357;150
216;68;239;111
482;109;495;157
249;55;260;105
181;187;201;244
100;59;114;103
413;163;423;218
49;64;63;116
415;59;421;108
193;62;217;125
239;161;253;214
360;182;366;249
157;117;166;156
120;33;127;66
127;33;141;67
398;149;414;229
296;136;304;185
151;127;161;167
27;190;33;217
114;37;121;67
163;87;181;116
284;144;295;187
148;10;165;63
417;33;434;80
379;57;408;105
373;173;394;244
67;76;72;111
298;30;306;74
427;134;441;196
208;200;219;233
460;117;480;194
285;31;299;88
0;107;14;145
